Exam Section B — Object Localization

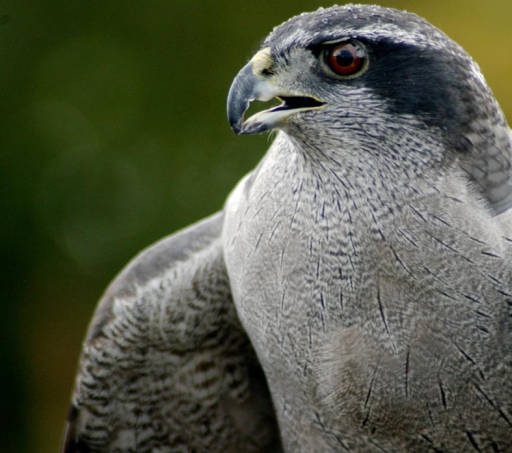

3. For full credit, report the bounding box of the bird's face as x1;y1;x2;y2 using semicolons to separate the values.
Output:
227;5;502;162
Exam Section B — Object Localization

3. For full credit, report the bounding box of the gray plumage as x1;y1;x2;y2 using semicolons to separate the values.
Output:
62;4;512;452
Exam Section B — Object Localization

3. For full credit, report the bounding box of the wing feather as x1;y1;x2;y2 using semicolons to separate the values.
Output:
61;211;281;453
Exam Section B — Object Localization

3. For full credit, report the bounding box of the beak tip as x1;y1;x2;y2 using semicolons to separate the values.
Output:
227;98;246;135
229;120;242;135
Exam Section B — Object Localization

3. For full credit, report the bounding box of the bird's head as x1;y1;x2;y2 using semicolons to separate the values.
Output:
227;4;508;173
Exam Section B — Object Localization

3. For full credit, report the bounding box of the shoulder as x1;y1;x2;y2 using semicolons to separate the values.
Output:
85;211;225;342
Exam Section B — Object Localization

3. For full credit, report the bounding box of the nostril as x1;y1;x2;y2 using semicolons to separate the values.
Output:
260;67;275;77
251;46;274;78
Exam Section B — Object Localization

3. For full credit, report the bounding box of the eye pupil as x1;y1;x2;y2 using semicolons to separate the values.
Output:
335;50;355;67
325;40;366;76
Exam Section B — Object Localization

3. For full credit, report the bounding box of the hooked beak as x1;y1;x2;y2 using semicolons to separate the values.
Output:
227;47;326;135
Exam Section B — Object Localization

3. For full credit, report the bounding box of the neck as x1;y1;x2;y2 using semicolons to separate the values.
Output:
458;123;512;215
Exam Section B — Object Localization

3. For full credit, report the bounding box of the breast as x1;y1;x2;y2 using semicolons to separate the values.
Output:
222;140;313;358
222;138;376;446
223;151;512;451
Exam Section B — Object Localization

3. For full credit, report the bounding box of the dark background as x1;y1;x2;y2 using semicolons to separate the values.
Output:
2;1;511;452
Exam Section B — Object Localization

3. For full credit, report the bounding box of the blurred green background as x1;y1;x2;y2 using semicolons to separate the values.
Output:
2;0;511;452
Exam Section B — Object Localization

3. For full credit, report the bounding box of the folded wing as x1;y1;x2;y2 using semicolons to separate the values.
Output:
61;211;281;453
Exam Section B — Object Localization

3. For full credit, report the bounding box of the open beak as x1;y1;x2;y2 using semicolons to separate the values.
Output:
227;48;326;135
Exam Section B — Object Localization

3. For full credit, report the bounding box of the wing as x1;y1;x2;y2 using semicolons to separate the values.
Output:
61;211;282;453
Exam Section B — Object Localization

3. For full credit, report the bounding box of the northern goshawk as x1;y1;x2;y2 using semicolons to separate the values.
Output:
62;5;512;452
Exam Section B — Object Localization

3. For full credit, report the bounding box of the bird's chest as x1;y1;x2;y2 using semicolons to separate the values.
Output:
222;152;381;411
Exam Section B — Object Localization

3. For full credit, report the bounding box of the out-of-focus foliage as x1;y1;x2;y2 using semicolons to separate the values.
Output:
2;1;510;452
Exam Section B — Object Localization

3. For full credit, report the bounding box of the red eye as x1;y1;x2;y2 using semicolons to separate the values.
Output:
325;40;366;76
